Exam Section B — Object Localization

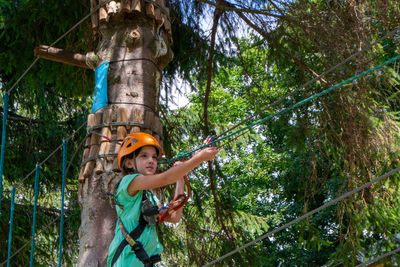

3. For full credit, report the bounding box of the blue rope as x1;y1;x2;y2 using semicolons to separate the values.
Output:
0;94;9;212
29;164;40;267
58;140;67;267
160;54;400;164
7;187;15;267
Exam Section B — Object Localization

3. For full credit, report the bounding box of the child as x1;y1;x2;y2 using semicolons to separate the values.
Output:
107;132;219;267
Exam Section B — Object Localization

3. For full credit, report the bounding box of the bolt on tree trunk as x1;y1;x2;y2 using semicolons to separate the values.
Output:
77;2;173;265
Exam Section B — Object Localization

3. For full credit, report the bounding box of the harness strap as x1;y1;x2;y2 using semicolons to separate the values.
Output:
111;192;161;267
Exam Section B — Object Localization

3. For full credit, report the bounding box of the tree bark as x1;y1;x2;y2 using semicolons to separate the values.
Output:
77;4;173;266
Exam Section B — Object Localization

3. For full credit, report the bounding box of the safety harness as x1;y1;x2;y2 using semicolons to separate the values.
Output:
110;176;191;266
111;191;161;267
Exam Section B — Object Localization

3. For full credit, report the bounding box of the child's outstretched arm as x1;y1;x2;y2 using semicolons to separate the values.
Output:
127;147;219;196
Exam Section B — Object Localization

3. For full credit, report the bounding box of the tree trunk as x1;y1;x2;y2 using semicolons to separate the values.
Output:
77;2;173;266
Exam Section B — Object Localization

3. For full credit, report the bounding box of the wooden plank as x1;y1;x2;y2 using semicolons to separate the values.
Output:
121;0;131;12
101;109;113;142
154;7;162;25
34;45;89;69
144;109;154;134
90;0;99;32
94;158;104;175
83;146;99;178
153;116;163;136
98;108;112;162
78;167;86;183
145;2;155;18
107;1;118;14
112;140;122;172
129;109;144;134
163;11;172;38
90;113;103;145
155;0;165;25
117;108;128;141
131;0;141;12
99;0;108;21
83;113;102;178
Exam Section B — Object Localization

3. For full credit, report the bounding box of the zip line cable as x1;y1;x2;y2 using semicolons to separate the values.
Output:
203;165;400;266
214;27;400;141
5;0;113;95
160;53;400;164
355;246;400;267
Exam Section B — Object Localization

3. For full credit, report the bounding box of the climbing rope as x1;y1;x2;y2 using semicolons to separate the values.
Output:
160;54;400;165
202;165;400;266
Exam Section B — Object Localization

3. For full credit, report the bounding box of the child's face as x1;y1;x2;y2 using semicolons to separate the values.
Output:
126;146;158;175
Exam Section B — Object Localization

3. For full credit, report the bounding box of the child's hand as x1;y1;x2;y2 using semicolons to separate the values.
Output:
195;147;219;162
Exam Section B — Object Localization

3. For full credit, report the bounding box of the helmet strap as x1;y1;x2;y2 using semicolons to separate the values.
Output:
133;153;138;173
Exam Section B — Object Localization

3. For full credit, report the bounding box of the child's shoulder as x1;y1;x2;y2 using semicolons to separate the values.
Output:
116;174;141;195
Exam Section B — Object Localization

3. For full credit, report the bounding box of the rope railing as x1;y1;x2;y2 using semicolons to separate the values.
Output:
203;165;400;266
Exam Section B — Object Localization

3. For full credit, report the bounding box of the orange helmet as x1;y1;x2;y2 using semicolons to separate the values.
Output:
118;132;162;168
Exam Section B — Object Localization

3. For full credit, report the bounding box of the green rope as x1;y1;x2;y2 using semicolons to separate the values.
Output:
159;54;400;165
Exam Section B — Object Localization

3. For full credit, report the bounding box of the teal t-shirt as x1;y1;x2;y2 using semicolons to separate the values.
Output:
107;174;163;267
